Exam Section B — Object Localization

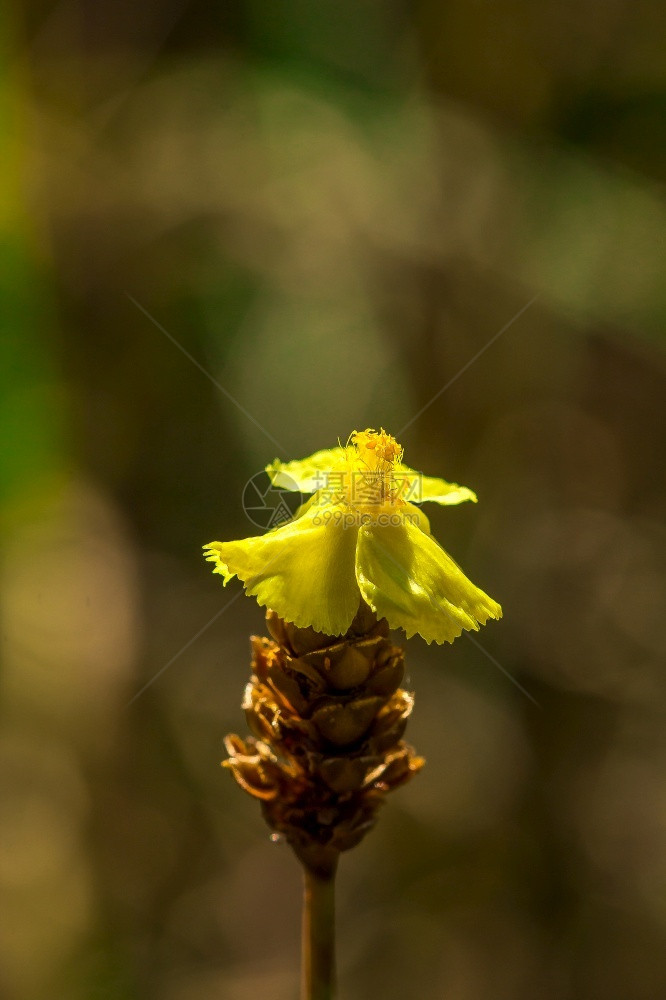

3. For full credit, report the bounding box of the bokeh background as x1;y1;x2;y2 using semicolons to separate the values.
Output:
2;1;665;998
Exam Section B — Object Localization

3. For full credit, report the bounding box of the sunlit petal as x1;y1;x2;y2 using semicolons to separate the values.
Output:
355;518;501;644
266;447;346;493
395;464;477;505
204;502;359;635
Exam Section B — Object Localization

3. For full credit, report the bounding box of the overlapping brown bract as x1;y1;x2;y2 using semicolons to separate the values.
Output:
224;602;425;876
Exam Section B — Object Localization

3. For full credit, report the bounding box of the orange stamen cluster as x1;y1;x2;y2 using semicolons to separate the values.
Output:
346;429;405;508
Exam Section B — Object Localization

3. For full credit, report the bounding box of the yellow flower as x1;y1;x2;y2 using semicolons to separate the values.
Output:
204;429;502;643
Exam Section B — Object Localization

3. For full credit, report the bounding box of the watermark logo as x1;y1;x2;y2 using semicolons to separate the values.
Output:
242;471;304;530
241;469;423;531
312;507;421;528
309;470;423;506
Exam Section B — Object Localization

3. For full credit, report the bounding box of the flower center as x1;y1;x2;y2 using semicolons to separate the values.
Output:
345;429;404;509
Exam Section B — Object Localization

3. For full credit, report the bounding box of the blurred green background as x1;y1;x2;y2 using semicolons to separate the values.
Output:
1;1;665;998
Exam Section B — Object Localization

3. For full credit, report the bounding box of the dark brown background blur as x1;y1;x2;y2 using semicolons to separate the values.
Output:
2;1;665;998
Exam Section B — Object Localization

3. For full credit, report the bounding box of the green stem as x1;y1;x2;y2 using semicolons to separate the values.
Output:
301;861;337;1000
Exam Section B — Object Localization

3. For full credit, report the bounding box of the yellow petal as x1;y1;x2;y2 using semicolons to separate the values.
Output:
395;464;477;505
355;517;501;644
203;544;234;585
266;447;346;493
203;502;360;635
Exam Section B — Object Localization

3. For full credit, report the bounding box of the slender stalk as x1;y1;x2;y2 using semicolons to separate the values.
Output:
301;861;337;1000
